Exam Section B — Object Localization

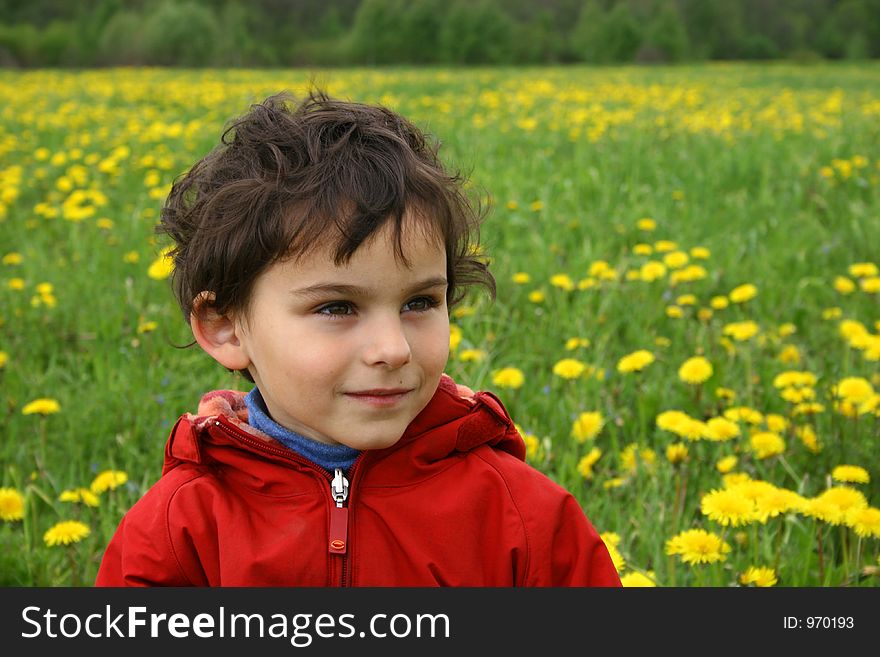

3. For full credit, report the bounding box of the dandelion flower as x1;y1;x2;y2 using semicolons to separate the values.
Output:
564;337;590;351
665;529;731;565
90;470;128;494
458;349;486;363
491;367;524;390
617;349;655;373
571;411;604;442
849;262;879;278
832;465;870;485
705;417;740;442
620;571;658;587
58;488;100;507
795;425;821;453
639;261;666;282
710;296;729;310
729;284;758;303
511;272;530;285
0;487;25;521
845;507;880;539
722;320;760;341
749;431;785;459
815;486;868;515
0;351;7;369
600;532;625;572
690;247;710;259
550;274;575;291
740;566;778;587
577;448;602;479
528;290;545;303
834;276;856;295
700;488;758;527
656;410;690;433
22;398;61;415
449;325;462;351
44;520;90;546
636;218;656;231
678;356;713;385
553;358;586;380
147;246;175;280
716;455;738;473
665;443;688;465
833;377;874;403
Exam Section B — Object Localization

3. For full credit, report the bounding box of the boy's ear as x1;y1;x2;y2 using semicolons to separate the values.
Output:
190;292;252;372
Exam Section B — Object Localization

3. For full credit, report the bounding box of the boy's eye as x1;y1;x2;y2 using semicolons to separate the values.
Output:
317;301;354;317
403;296;440;313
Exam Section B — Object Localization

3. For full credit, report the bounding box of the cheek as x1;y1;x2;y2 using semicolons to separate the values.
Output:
418;319;451;373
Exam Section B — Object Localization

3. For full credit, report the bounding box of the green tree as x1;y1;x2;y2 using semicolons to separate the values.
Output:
641;1;689;62
438;0;515;65
349;0;407;64
140;0;222;66
97;10;146;65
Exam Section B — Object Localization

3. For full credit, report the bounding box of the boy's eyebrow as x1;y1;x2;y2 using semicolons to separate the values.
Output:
291;276;448;299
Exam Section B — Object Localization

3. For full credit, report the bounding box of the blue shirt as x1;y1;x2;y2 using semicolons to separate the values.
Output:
244;388;360;473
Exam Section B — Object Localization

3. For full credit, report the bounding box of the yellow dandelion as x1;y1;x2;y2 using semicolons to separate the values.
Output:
663;251;689;269
740;566;778;587
860;277;880;294
795;425;821;453
710;295;729;310
750;431;785;459
701;488;758;527
449;324;462;351
553;358;586;380
690;247;710;259
636;218;656;231
550;273;575;291
715;387;736;401
831;465;870;485
577;448;602;479
639;260;667;282
90;470;128;495
564;337;590;351
729;284;758;303
722;320;760;341
0;487;25;521
617;349;655;373
147;245;175;280
844;507;880;539
22;398;61;415
571;411;604;442
491;367;524;390
778;345;801;364
43;520;90;546
2;252;22;265
620;571;657;587
511;272;530;285
665;529;731;565
678;356;713;385
665;443;689;465
633;243;653;255
654;240;677;252
705;417;741;442
458;348;486;363
834;276;856;295
849;262;879;278
833;377;874;403
58;488;100;507
716;455;738;473
528;290;545;303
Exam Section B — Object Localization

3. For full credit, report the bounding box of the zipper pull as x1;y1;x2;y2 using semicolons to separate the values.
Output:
328;468;349;555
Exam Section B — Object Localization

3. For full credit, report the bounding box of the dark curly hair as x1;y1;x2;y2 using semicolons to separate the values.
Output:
160;91;494;330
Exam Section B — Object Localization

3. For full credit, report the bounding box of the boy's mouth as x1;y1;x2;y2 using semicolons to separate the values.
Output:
344;388;413;407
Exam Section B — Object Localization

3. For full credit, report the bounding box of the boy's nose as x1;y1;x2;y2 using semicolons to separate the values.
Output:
362;316;412;369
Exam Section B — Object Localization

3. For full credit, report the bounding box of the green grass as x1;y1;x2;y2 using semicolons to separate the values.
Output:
1;63;879;586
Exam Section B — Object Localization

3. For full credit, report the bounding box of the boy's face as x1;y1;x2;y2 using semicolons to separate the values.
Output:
234;218;450;450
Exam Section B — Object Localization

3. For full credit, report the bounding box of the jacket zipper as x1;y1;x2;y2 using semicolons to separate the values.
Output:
329;468;350;585
212;418;364;587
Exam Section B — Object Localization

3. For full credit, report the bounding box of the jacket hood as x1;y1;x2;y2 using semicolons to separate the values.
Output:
162;374;526;480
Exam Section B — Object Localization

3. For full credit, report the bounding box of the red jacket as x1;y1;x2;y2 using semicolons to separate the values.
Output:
95;376;621;587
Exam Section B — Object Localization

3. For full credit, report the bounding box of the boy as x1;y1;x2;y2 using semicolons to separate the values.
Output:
95;92;620;586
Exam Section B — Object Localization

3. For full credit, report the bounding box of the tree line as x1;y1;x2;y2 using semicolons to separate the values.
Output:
1;0;877;68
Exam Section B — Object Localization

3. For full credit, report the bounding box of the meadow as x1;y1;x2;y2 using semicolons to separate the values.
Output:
0;63;878;587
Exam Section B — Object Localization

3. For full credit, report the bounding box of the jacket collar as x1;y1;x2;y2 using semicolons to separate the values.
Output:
162;374;525;483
